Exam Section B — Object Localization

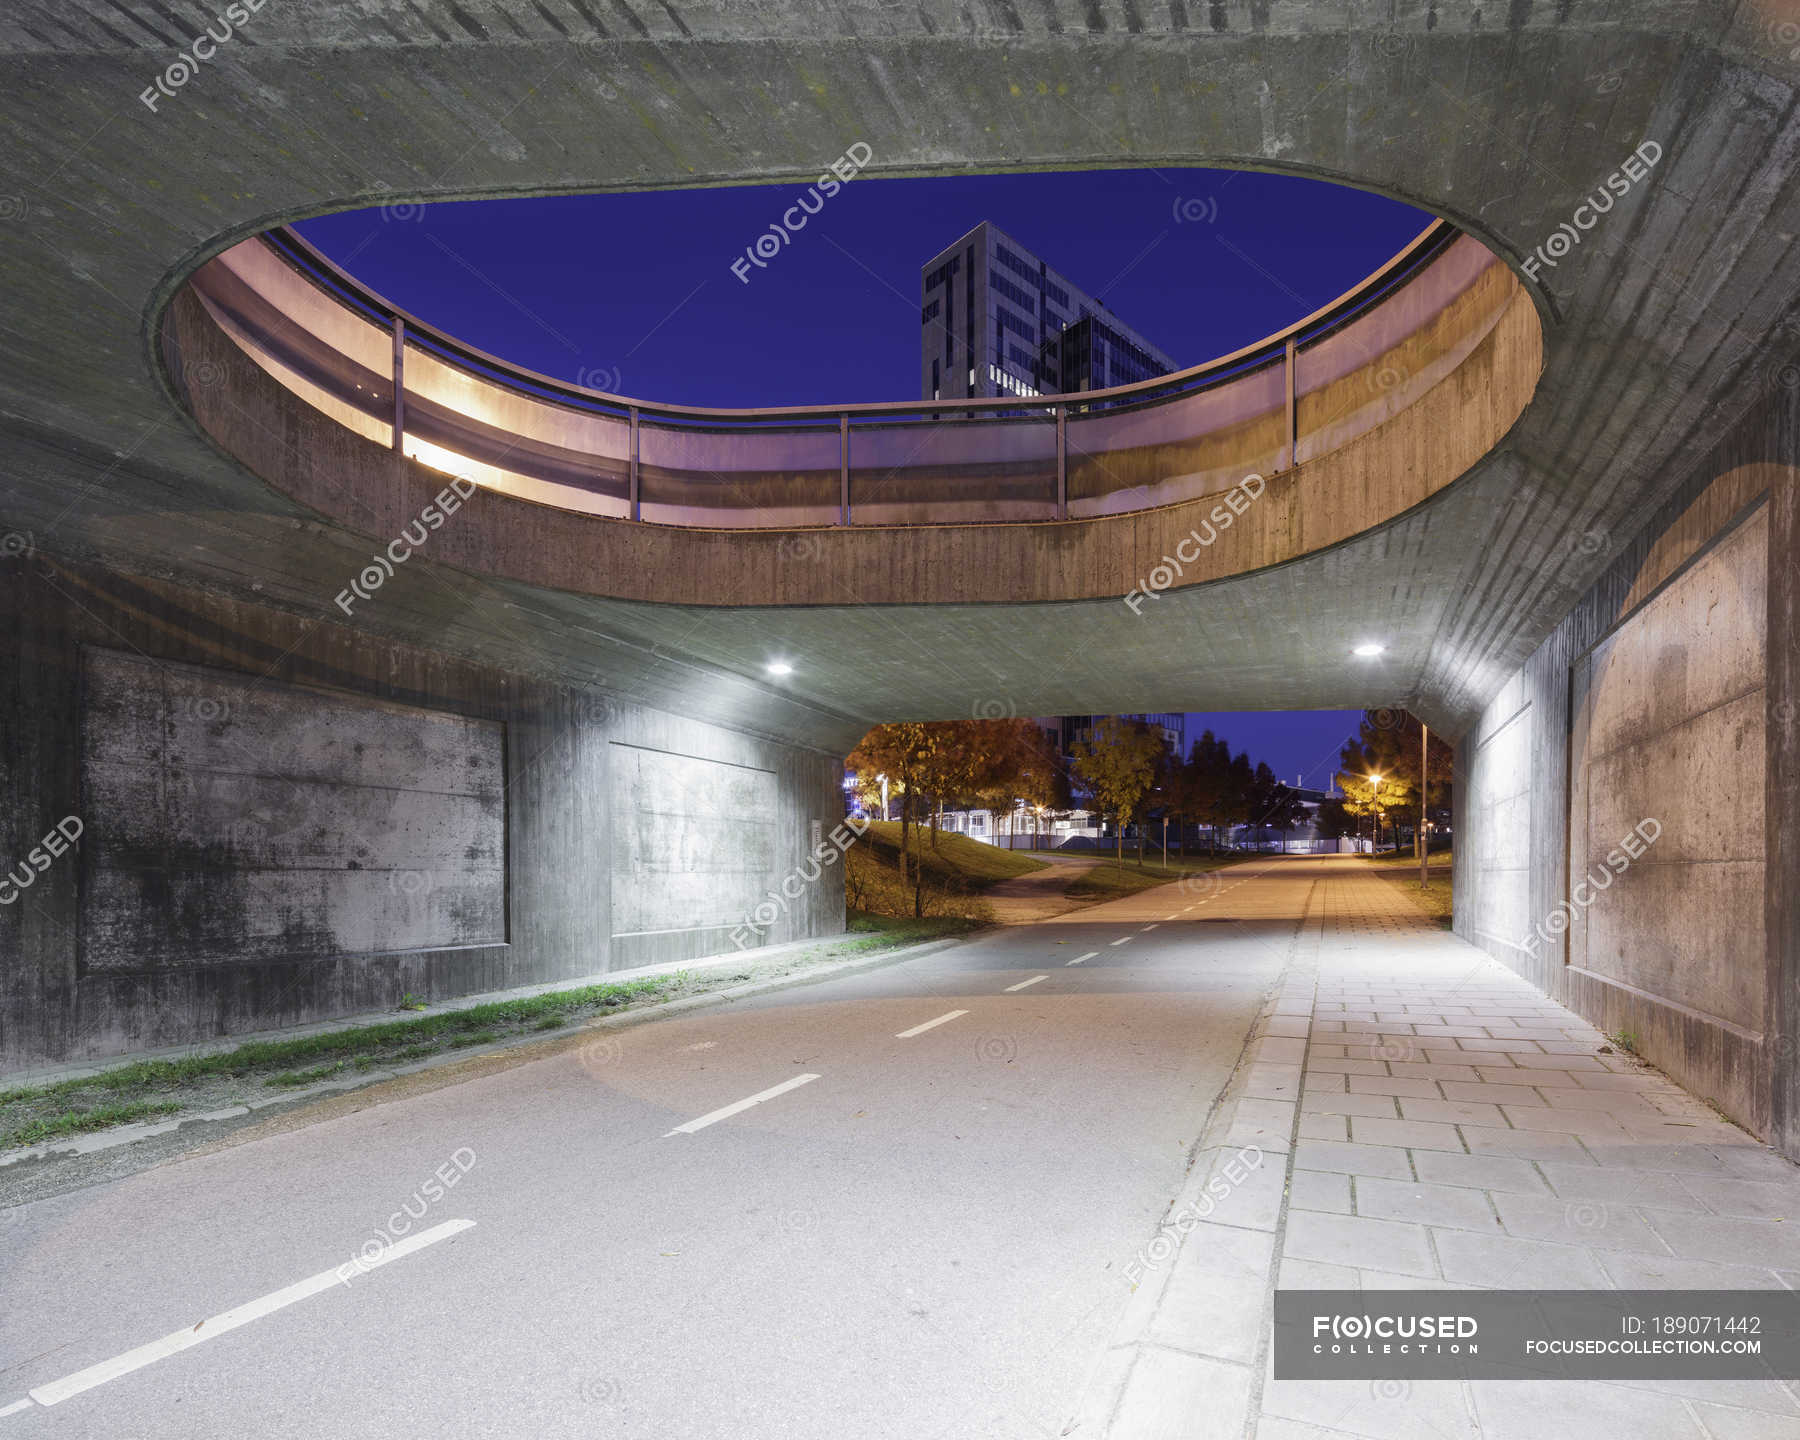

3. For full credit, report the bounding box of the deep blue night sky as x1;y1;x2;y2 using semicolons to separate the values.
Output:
298;166;1423;779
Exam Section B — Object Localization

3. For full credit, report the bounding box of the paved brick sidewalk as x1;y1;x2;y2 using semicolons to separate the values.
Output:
1073;862;1800;1439
1268;869;1800;1439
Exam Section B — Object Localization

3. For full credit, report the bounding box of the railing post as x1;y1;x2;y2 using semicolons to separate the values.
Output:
628;406;641;521
391;317;405;451
1284;337;1297;472
1055;404;1067;520
839;413;850;526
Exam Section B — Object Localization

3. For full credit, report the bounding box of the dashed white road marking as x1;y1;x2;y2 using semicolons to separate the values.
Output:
1110;937;1132;947
1140;924;1159;932
0;1399;31;1419
1067;951;1099;966
895;1010;969;1039
665;1074;821;1135
1004;976;1048;992
26;1220;476;1409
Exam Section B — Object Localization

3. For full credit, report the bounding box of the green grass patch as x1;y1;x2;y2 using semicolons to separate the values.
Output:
857;821;1047;887
3;1100;183;1150
0;973;685;1151
845;823;1043;922
1365;848;1454;868
1368;860;1454;927
844;912;986;945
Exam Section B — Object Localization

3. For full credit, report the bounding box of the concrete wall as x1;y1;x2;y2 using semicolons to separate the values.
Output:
1455;385;1797;1149
81;647;509;969
0;558;844;1071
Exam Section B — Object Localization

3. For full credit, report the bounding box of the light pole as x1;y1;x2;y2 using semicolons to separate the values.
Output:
877;773;889;823
1369;773;1382;854
1419;724;1429;890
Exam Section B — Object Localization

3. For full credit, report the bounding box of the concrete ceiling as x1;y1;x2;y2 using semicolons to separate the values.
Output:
2;1;1797;756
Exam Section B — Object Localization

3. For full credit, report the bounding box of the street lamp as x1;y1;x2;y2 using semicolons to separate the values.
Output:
1369;773;1383;853
877;773;889;823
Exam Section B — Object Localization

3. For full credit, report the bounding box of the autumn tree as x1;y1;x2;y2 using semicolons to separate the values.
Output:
1336;770;1412;851
972;721;1061;844
1070;717;1164;869
848;719;1064;909
847;722;938;913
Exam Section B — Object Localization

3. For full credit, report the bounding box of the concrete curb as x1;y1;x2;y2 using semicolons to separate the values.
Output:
0;929;978;1176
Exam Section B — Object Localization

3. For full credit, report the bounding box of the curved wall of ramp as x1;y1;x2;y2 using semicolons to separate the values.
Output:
167;223;1539;610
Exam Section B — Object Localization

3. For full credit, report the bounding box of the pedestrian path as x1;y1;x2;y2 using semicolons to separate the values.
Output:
981;851;1102;923
1076;860;1800;1439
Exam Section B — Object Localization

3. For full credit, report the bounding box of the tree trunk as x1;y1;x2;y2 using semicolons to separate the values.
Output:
899;790;911;888
910;794;925;918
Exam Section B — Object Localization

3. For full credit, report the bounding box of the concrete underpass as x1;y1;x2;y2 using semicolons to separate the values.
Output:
4;3;1800;1435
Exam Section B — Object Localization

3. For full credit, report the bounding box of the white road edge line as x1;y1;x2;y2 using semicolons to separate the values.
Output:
895;1010;969;1039
27;1219;476;1409
1067;951;1099;966
664;1073;821;1136
1004;976;1048;992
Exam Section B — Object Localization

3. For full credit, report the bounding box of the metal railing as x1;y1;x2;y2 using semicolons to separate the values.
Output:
188;217;1508;529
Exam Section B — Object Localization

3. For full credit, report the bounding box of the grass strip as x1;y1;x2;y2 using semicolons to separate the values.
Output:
1371;862;1454;927
5;1100;184;1149
2;916;970;1152
0;975;684;1149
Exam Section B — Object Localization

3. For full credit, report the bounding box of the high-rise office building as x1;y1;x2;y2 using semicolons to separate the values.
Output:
919;221;1180;404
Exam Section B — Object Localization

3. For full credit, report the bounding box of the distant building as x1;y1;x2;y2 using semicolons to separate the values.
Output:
1051;713;1186;756
919;222;1180;405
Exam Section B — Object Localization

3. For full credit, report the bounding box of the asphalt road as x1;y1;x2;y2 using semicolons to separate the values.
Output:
1;857;1323;1439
